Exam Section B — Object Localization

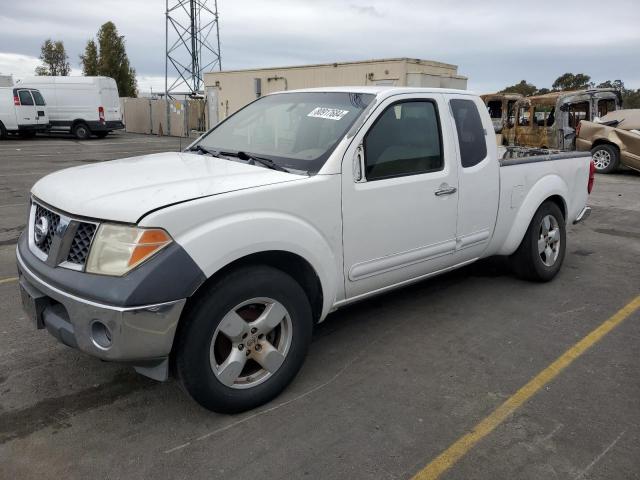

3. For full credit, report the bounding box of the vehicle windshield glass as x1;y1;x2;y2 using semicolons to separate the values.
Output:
195;92;375;174
31;90;46;106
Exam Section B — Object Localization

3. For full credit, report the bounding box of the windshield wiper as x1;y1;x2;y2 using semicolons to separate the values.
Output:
235;151;291;173
187;144;216;156
189;146;293;173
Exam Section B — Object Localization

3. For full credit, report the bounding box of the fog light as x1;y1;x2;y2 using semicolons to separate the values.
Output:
91;321;113;349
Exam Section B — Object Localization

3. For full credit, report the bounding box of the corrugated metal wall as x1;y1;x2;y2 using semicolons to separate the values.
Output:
120;98;206;137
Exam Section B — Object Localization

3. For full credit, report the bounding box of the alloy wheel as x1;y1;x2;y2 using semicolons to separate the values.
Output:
209;297;293;389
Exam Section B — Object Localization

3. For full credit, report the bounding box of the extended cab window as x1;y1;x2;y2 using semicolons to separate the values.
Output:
18;90;34;106
364;100;442;180
31;90;46;106
450;99;487;168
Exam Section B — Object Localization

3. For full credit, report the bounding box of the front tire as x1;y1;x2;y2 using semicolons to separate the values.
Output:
591;144;619;173
510;201;566;282
175;265;313;413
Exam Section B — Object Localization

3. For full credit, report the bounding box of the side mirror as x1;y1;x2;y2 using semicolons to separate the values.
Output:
353;144;365;182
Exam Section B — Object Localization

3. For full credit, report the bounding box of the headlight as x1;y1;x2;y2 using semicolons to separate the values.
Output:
86;224;172;276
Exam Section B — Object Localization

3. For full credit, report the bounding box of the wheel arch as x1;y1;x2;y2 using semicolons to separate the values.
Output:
497;175;569;255
185;249;325;325
71;119;89;130
591;138;620;152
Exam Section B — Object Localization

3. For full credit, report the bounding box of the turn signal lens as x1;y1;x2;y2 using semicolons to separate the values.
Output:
86;224;172;276
128;229;172;267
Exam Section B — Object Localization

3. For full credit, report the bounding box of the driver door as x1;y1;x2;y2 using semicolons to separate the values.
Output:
341;94;459;298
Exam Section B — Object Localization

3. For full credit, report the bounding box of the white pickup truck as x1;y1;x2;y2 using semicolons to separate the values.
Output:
17;87;594;412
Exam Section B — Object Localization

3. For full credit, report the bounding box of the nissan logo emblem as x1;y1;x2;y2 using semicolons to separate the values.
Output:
34;216;49;245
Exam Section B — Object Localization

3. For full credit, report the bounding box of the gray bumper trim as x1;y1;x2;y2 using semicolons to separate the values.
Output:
17;248;186;366
573;206;592;224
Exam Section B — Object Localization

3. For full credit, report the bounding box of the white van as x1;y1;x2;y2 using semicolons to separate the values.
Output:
18;76;124;139
0;87;50;139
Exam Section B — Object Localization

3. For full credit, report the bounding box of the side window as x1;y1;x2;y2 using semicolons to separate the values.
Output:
518;105;530;126
533;105;554;127
598;99;616;117
18;90;34;106
450;99;488;168
364;100;442;181
486;100;502;119
506;100;516;128
31;90;46;106
567;102;589;128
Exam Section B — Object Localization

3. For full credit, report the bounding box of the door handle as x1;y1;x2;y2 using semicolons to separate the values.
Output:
435;184;457;196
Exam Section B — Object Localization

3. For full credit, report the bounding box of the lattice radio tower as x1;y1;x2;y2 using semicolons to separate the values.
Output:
165;0;221;98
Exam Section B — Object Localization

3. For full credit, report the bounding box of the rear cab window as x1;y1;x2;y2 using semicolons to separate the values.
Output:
450;99;487;168
17;90;34;106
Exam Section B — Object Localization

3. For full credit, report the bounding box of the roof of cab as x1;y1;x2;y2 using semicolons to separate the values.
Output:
273;86;474;99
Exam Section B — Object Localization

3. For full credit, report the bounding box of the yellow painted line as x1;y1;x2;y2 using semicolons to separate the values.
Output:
412;294;640;480
0;277;18;285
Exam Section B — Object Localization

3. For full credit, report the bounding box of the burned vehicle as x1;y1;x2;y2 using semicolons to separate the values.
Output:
481;93;522;134
487;89;621;149
576;109;640;173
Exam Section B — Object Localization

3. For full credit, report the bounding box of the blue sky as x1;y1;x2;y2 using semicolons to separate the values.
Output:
1;0;638;94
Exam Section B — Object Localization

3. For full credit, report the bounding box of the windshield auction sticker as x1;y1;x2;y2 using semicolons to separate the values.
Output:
307;107;349;121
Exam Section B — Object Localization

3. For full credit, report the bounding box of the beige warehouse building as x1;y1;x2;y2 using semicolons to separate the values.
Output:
203;57;467;124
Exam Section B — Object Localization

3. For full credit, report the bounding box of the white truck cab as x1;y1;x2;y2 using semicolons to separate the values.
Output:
17;76;123;139
16;87;593;412
0;87;49;138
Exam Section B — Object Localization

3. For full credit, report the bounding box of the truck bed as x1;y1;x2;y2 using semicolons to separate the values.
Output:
486;147;592;257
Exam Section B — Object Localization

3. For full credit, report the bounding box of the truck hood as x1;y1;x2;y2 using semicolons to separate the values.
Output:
32;152;304;223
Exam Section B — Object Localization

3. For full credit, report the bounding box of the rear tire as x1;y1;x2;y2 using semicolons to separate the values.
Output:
175;265;313;413
73;122;91;140
591;144;619;173
95;131;109;139
0;123;7;140
510;201;566;282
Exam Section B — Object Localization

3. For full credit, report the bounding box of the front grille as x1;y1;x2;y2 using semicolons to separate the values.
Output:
66;222;97;266
33;204;60;255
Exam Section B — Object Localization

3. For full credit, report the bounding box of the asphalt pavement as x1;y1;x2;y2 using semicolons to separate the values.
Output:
1;132;639;479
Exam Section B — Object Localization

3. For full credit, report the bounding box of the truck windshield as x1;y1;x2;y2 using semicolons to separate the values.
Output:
195;92;375;174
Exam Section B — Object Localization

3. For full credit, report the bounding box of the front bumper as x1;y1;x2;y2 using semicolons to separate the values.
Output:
17;249;186;380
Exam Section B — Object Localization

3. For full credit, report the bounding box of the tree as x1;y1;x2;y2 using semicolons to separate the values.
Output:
622;89;640;108
81;22;137;97
79;39;99;76
35;39;71;76
552;73;592;91
498;80;538;97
